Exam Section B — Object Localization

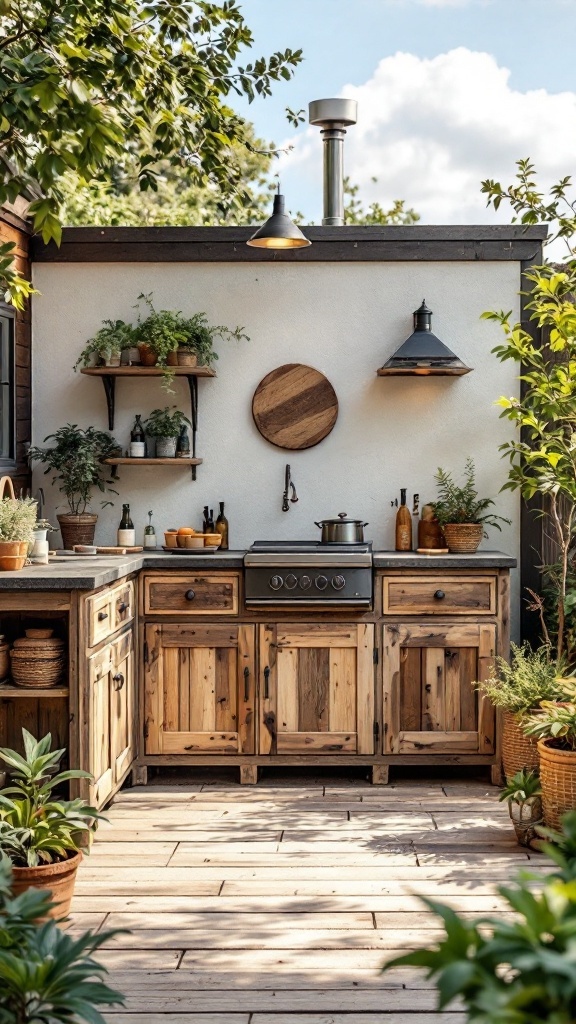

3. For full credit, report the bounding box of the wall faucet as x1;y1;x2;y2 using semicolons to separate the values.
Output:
282;464;298;512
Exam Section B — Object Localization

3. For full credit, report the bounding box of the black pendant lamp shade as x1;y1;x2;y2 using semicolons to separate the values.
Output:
377;301;472;376
246;192;311;249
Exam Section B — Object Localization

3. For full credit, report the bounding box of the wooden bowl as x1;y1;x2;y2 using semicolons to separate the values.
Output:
25;628;54;639
203;533;222;547
164;532;178;548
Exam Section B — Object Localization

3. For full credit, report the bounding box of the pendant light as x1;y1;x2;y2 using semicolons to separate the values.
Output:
246;183;311;249
377;300;472;376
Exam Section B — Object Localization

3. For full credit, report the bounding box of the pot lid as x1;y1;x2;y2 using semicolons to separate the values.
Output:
319;512;364;525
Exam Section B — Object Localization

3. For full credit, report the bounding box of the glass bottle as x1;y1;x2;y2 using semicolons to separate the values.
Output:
176;424;190;458
144;509;156;549
117;503;136;547
203;505;210;532
215;501;229;550
395;488;412;551
130;414;146;458
207;508;215;531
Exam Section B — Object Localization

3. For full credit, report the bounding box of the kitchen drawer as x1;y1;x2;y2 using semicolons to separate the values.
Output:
383;574;496;615
87;579;135;647
144;574;239;616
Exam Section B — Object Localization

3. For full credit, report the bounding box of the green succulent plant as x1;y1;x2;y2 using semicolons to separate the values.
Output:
498;768;542;805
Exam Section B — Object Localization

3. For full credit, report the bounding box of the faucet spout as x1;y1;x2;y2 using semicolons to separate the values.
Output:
282;464;296;512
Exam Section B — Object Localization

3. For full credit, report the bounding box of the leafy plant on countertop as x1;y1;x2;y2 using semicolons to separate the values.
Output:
145;406;191;439
476;641;565;716
73;319;138;370
0;730;102;867
433;457;510;532
0;496;38;544
28;424;120;514
381;809;576;1023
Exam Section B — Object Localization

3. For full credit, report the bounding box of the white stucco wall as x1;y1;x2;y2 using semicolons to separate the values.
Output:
31;259;521;626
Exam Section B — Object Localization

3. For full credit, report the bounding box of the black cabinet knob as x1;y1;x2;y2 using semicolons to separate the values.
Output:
185;589;196;601
434;589;445;600
97;611;108;621
112;672;124;690
117;601;127;614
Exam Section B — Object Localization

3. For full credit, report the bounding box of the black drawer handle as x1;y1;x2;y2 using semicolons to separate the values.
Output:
112;672;124;691
185;589;196;601
97;611;108;621
434;590;445;600
263;666;270;700
244;666;250;702
117;601;128;614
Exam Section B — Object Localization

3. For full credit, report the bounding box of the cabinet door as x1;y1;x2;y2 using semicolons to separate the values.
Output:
144;624;256;755
88;643;115;807
383;622;496;754
110;630;135;785
260;623;375;755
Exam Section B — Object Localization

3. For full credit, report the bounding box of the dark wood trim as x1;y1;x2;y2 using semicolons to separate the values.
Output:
519;253;545;644
31;224;548;263
0;210;31;492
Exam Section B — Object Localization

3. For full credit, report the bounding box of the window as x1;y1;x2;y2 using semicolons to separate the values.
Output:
0;307;15;467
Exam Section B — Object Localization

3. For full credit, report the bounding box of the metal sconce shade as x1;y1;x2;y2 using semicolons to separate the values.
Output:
377;300;472;376
246;193;311;249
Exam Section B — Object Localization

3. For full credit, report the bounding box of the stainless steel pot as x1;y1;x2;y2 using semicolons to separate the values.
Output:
314;513;368;544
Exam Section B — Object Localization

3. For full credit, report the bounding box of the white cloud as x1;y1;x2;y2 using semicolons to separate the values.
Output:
278;48;576;236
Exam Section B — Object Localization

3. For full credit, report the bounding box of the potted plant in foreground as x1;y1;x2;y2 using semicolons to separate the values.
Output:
145;406;191;458
28;424;120;548
73;318;137;370
433;457;510;553
0;730;102;916
525;683;576;830
476;642;564;780
0;858;124;1020
498;768;543;846
0;476;38;571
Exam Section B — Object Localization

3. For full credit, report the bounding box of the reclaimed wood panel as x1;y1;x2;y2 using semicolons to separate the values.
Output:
459;648;478;731
422;648;445;731
356;624;374;754
144;575;239;616
329;647;356;732
277;732;357;753
298;648;330;732
252;363;338;450
383;575;496;615
399;648;421;731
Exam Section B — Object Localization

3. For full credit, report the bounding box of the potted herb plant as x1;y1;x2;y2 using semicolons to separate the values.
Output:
0;730;102;917
73;318;137;370
134;292;186;374
145;406;191;458
525;683;576;830
433;457;510;553
169;311;249;368
476;642;564;780
498;768;543;847
0;858;124;1019
0;476;37;571
28;424;120;548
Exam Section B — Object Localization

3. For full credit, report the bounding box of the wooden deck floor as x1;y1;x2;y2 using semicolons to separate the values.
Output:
70;771;547;1024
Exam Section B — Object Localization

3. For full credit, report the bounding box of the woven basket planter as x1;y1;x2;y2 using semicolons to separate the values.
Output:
10;647;65;688
443;523;483;554
538;738;576;831
508;796;543;848
57;513;97;550
502;710;540;780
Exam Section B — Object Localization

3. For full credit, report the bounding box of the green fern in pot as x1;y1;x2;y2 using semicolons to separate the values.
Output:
433;457;510;553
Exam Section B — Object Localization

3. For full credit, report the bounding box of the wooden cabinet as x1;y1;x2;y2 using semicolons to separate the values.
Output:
88;628;135;807
144;623;255;755
383;575;496;616
382;622;496;755
143;574;239;616
259;623;375;755
87;578;135;647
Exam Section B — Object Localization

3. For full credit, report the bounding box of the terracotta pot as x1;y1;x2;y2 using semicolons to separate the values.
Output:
538;738;576;831
177;350;198;367
57;513;98;550
138;343;158;367
443;523;483;554
502;710;540;781
0;540;28;571
11;851;82;919
166;350;179;366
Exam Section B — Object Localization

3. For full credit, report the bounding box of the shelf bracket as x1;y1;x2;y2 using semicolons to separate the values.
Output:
187;374;199;481
101;376;116;431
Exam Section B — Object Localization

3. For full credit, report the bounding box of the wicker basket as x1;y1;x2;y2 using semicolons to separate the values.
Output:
502;710;540;780
10;648;65;688
443;523;483;554
538;738;576;831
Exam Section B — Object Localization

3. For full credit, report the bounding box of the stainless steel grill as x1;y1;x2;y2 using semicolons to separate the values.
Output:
244;541;373;607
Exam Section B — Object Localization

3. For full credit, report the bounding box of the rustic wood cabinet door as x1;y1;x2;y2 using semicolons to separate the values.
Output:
144;624;256;755
259;623;375;755
88;629;136;808
383;622;496;754
110;630;135;786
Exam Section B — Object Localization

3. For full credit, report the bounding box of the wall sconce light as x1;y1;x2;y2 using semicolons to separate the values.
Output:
246;184;311;250
377;300;472;377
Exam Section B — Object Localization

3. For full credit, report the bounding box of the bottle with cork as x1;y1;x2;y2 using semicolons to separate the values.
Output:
395;489;412;551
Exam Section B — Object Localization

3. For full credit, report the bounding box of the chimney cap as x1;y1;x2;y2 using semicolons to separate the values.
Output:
309;98;357;127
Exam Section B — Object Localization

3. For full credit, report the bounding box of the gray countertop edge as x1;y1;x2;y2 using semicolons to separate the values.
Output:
0;549;517;589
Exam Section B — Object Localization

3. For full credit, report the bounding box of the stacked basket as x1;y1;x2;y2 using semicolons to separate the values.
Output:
10;629;65;688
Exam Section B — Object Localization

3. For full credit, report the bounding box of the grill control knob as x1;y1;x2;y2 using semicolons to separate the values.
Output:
300;575;312;590
269;575;283;591
332;575;346;590
285;573;298;590
315;575;328;590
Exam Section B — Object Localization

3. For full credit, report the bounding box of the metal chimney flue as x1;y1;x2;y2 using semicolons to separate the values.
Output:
309;98;357;226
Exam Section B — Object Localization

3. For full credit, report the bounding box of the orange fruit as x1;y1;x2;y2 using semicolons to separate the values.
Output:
177;527;194;535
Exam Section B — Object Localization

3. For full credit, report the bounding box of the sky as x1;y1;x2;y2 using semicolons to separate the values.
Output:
232;0;576;232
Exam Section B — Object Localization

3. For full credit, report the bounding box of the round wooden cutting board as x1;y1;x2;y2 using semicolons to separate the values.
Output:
252;363;339;450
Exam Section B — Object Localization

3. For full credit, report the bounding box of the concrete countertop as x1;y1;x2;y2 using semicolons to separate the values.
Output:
0;548;516;590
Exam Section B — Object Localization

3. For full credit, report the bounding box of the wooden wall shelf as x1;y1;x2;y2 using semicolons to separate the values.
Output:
0;685;69;698
81;365;216;481
105;457;202;466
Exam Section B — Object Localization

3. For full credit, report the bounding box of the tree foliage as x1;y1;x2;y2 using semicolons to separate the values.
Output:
0;0;302;297
343;177;419;226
